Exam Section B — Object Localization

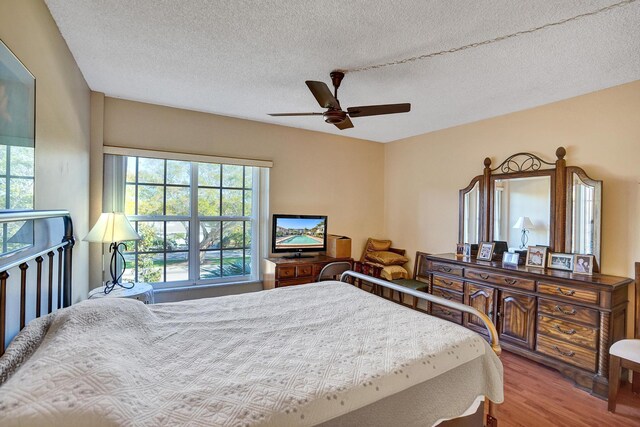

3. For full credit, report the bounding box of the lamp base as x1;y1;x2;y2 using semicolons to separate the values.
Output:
520;229;530;250
105;241;135;294
103;280;134;295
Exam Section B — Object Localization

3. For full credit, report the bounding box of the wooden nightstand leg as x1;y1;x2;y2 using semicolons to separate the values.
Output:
608;354;620;412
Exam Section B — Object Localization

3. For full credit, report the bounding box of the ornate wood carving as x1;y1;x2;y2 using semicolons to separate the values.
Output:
465;283;495;334
491;151;556;173
598;311;611;377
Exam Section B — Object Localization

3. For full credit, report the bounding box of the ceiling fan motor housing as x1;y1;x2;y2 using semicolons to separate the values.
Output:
323;109;347;124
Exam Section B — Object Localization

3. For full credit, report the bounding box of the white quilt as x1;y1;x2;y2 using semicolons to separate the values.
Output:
0;281;503;426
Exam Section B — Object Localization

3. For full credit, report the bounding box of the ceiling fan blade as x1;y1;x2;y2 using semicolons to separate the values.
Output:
347;103;411;118
334;116;354;130
268;112;324;117
305;81;340;109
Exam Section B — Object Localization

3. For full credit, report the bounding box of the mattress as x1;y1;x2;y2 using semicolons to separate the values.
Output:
0;281;503;426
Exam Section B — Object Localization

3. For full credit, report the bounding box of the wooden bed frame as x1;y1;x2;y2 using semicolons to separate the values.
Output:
0;210;74;356
341;271;501;427
0;211;500;426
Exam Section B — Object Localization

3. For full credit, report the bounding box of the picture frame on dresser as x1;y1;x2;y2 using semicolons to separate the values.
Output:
573;254;594;275
547;252;574;271
525;245;547;268
502;251;519;267
477;242;495;261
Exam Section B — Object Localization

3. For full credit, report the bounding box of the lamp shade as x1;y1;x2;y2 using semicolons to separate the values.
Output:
84;212;140;243
513;216;535;230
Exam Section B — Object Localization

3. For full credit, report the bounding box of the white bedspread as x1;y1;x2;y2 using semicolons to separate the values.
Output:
0;281;503;426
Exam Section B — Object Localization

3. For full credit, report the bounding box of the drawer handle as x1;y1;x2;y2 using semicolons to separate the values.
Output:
441;294;453;300
552;345;575;357
479;273;490;279
504;278;518;285
553;324;577;335
442;280;454;286
556;287;575;296
438;266;452;272
555;305;577;315
441;308;453;315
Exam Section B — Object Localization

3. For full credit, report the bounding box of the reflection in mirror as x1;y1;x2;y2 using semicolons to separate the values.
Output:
463;181;480;244
570;172;601;261
493;176;551;249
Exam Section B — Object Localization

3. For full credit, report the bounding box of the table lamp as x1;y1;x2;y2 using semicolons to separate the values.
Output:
513;216;535;249
84;212;140;294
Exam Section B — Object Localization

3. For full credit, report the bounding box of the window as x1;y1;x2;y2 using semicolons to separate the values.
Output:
104;151;267;287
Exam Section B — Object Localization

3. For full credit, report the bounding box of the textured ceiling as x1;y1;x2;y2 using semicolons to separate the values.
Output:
44;0;640;143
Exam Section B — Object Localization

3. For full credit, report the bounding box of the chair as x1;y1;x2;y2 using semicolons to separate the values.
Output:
317;261;352;281
608;339;640;412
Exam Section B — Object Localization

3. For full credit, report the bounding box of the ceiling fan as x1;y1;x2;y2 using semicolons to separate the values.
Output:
268;71;410;130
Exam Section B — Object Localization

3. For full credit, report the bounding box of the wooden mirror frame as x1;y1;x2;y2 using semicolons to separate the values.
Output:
459;147;603;270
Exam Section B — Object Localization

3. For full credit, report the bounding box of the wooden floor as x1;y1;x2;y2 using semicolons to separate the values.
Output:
496;351;640;426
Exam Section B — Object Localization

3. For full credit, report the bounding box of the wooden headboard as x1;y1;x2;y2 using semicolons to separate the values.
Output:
0;210;74;356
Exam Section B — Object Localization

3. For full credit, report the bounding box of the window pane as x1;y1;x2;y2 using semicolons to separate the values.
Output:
166;160;190;185
126;157;136;183
244;166;253;189
244;221;252;247
166;186;190;216
137;221;164;252
137;157;164;184
0;178;5;208
167;221;189;251
244;249;252;275
122;253;136;283
199;163;220;187
198;188;220;216
222;249;244;277
221;189;243;216
222;164;243;188
200;250;221;279
199;221;221;250
137;185;164;215
10;146;34;177
9;178;33;209
166;252;188;282
0;146;6;175
138;252;164;283
222;221;243;249
125;184;136;215
244;190;252;216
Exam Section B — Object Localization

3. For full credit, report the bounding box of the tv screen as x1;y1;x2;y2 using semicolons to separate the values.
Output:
272;214;327;254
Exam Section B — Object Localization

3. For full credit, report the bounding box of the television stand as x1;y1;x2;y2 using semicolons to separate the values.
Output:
262;255;353;289
282;253;314;259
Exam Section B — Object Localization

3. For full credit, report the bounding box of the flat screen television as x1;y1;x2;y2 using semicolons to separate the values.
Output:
272;214;327;257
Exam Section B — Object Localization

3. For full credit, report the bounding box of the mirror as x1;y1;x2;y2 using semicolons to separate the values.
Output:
568;170;602;266
493;176;551;250
460;179;480;244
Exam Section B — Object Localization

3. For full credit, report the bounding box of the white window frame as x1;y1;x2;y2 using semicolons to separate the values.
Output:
103;147;271;290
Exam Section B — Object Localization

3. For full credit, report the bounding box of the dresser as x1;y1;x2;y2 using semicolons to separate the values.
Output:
262;255;353;289
417;252;632;397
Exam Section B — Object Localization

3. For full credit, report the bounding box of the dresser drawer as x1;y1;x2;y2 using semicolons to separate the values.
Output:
430;261;463;277
431;286;463;324
465;268;534;291
538;298;599;326
278;277;312;287
537;315;598;350
536;334;597;372
277;266;296;279
432;274;464;292
296;265;313;277
538;282;598;305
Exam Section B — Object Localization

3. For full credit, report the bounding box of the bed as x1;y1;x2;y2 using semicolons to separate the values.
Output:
0;211;503;426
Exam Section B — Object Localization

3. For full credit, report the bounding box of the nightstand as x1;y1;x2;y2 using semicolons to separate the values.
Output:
88;283;155;304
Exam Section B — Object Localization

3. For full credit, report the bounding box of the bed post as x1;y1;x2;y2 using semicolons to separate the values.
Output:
62;215;75;308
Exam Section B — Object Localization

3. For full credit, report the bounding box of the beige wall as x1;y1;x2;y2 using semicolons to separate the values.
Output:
91;97;385;288
384;80;640;333
0;0;91;302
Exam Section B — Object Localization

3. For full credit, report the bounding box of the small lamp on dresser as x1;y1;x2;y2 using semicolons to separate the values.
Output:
84;212;140;294
513;216;535;249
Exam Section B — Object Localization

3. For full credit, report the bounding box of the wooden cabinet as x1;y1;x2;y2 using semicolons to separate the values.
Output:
419;252;632;398
498;290;536;350
262;255;353;289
